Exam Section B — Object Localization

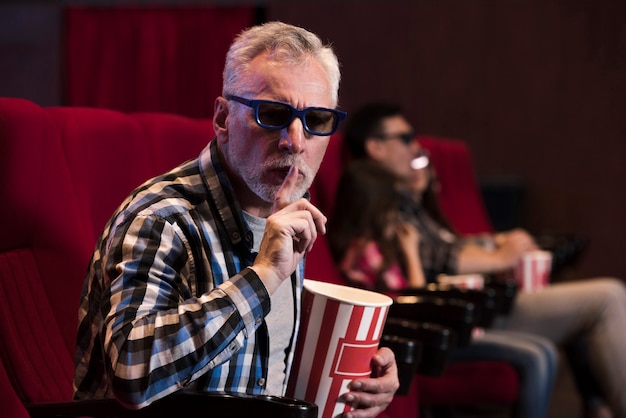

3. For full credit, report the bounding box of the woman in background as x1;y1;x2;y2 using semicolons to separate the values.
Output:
331;101;626;418
328;158;558;418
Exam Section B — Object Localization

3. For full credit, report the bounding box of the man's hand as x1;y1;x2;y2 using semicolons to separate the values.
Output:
341;347;399;418
252;166;327;294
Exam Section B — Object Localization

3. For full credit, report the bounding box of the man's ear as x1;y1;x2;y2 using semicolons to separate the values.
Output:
364;138;383;160
213;97;229;143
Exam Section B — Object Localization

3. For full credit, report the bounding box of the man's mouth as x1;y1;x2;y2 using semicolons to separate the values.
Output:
268;166;299;183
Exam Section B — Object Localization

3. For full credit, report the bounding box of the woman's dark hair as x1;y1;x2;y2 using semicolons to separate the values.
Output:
327;159;411;278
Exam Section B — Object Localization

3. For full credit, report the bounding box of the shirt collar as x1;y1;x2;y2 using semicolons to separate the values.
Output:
199;140;249;246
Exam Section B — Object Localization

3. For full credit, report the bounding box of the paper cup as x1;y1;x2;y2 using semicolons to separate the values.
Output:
514;250;552;292
437;274;485;290
286;279;393;418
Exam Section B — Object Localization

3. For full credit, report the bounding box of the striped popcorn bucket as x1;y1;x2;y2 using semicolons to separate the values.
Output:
287;279;392;418
513;250;552;293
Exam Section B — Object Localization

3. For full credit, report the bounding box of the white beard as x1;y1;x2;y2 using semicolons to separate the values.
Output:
243;160;313;204
222;139;314;205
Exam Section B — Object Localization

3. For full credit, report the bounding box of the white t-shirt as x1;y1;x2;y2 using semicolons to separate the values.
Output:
243;211;295;395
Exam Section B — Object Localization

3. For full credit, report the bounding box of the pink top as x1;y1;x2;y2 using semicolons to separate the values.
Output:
339;240;408;291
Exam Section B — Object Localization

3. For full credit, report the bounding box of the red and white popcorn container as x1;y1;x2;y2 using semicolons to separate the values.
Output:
513;250;552;293
286;279;392;418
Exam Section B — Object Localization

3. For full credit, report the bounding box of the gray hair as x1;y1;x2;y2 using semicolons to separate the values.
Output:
223;21;341;106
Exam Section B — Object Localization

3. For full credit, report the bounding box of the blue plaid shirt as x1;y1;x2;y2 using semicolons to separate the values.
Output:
74;140;304;408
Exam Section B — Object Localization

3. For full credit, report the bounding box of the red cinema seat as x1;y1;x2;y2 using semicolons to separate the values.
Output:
0;97;317;418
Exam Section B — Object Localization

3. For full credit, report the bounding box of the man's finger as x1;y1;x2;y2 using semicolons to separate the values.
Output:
272;165;299;213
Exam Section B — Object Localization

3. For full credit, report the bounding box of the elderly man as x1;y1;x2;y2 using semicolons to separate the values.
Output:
74;22;398;418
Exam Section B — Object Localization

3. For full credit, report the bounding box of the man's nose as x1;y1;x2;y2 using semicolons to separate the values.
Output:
278;117;306;153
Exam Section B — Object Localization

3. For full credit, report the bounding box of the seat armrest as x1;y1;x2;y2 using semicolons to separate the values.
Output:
383;318;456;377
379;334;421;395
388;295;477;346
398;284;499;328
484;276;518;315
26;392;318;418
535;232;587;274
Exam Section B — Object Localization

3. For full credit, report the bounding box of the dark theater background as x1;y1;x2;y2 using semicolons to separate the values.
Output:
3;0;623;282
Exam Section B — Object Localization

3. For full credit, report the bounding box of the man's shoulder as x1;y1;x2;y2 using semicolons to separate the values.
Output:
120;159;210;221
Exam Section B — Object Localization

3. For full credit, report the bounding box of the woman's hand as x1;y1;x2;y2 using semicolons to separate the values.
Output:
397;221;419;251
495;228;539;266
397;222;426;288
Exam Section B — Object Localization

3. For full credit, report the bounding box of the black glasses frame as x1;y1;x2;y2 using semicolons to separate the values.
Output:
373;132;415;145
226;95;347;136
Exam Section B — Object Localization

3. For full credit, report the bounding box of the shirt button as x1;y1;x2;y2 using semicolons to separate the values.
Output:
232;231;240;240
255;317;262;325
257;378;265;387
